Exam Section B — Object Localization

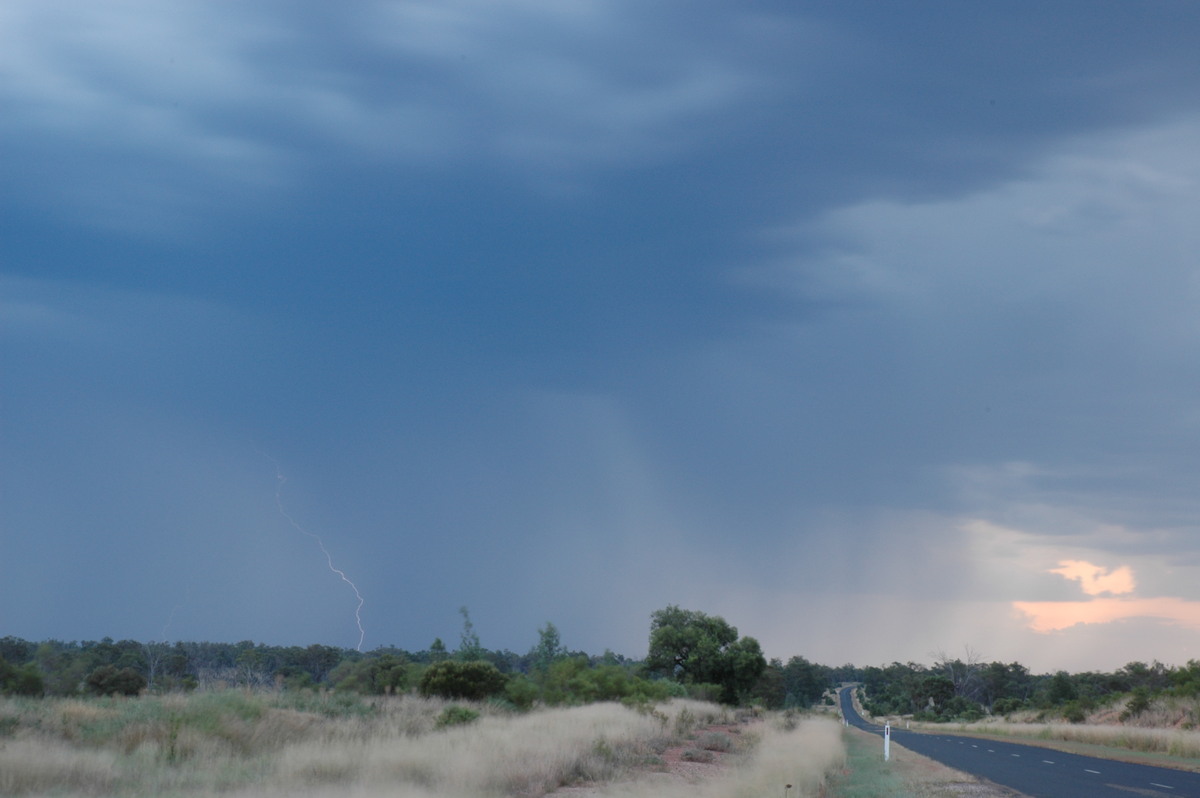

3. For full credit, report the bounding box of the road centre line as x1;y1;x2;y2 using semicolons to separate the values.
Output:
1149;783;1174;790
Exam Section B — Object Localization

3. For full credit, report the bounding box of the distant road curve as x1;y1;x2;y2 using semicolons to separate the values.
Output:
838;686;1200;798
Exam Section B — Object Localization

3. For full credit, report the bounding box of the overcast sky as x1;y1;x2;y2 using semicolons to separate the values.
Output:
4;1;1200;674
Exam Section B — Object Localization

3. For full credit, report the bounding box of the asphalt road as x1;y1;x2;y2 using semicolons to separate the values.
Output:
838;687;1200;798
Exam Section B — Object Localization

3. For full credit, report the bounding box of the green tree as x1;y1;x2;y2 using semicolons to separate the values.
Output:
529;622;566;675
329;654;411;694
429;638;449;662
752;658;786;709
419;660;507;700
1121;686;1152;721
0;654;43;696
85;664;147;696
645;605;766;705
914;674;955;716
298;644;343;684
457;606;484;661
1043;671;1078;707
781;655;828;708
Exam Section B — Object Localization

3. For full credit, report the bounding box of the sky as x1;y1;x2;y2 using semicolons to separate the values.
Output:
3;1;1200;675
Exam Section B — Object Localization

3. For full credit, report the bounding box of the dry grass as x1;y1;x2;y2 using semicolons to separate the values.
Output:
0;738;119;796
0;692;832;798
908;694;1200;762
276;700;679;795
931;717;1200;760
547;716;844;798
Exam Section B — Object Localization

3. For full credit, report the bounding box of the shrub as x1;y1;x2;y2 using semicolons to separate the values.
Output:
1062;701;1087;724
1121;687;1152;721
685;683;725;704
504;675;538;710
436;705;480;728
680;747;714;762
699;731;733;751
419;660;507;701
329;654;411;695
993;697;1023;715
85;665;146;696
540;658;673;706
0;656;43;696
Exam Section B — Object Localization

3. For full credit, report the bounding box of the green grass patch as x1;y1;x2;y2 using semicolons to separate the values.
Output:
827;728;910;798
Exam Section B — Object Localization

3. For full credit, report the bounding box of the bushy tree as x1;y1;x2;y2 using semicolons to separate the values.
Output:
85;664;146;696
1041;671;1078;707
529;622;566;675
0;655;43;696
428;638;449;662
782;656;829;708
752;659;787;708
329;654;411;694
540;657;672;706
645;605;766;705
504;675;539;710
419;660;507;700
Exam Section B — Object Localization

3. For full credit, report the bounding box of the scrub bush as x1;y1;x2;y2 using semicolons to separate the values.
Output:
419;660;507;701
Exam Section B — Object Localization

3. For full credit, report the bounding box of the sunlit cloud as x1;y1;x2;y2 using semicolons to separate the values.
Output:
1049;560;1135;596
1013;597;1200;633
1012;559;1200;634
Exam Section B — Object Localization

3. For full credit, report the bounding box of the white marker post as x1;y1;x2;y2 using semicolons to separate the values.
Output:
884;722;891;762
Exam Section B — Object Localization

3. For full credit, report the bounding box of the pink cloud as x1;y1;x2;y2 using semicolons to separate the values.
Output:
1048;560;1136;595
1013;597;1200;633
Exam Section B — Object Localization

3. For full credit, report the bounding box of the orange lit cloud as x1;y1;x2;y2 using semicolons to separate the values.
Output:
1013;559;1200;633
1048;560;1135;595
1013;597;1200;633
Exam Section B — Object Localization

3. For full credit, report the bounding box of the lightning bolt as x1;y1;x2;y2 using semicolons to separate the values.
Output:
263;455;366;651
159;602;182;643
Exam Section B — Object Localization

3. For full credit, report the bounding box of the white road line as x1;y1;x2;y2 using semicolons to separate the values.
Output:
1149;783;1174;790
1042;760;1055;765
1084;769;1101;774
1011;754;1020;758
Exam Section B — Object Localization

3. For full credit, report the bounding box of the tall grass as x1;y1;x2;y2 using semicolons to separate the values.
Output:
510;714;845;798
0;692;843;798
871;692;1200;761
935;718;1200;759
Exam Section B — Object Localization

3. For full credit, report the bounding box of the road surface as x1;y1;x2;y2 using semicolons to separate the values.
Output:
838;687;1200;798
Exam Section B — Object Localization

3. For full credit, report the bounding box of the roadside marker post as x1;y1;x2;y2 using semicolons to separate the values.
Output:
884;723;891;762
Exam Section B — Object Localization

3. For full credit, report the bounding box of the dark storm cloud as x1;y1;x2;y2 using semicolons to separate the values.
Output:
4;1;1200;668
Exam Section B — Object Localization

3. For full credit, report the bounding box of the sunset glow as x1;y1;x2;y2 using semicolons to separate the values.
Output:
1049;560;1136;596
1011;559;1200;634
1013;597;1200;633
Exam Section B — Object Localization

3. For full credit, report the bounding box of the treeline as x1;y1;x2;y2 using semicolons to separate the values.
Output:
12;606;1195;722
855;656;1200;722
0;629;641;702
0;605;830;710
